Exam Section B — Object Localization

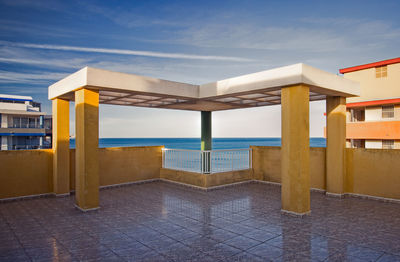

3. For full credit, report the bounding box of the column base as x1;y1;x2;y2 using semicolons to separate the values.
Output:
281;209;311;218
54;192;70;198
326;192;346;198
74;204;100;212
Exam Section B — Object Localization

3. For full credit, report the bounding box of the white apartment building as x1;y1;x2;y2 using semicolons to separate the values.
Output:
0;94;47;150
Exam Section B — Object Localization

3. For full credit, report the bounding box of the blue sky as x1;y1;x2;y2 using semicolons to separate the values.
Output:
0;0;399;137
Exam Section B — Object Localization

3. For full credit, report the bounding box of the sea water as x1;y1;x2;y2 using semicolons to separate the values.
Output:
70;137;326;149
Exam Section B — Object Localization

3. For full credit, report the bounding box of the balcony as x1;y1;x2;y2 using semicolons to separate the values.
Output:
346;121;400;139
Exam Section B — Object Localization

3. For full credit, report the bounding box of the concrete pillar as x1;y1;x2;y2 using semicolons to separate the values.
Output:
201;111;212;150
52;98;70;196
75;89;99;211
201;111;211;173
326;96;346;196
281;84;310;216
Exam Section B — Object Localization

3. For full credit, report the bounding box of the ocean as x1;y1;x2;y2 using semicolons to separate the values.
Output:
70;137;326;149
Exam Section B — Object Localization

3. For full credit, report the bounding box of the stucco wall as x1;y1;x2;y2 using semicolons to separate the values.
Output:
1;145;399;201
160;168;252;188
70;146;163;189
160;168;206;187
0;149;53;199
365;106;382;121
251;146;326;190
345;148;400;199
365;140;382;149
99;146;162;186
252;145;400;199
345;63;400;103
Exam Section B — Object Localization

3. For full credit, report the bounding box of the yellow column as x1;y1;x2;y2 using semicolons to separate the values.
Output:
326;96;346;196
281;84;310;216
52;98;70;196
75;89;99;211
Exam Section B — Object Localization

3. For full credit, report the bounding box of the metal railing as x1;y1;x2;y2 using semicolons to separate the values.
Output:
162;148;252;174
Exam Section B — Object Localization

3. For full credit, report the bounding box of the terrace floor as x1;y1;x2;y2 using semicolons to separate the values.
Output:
1;181;399;262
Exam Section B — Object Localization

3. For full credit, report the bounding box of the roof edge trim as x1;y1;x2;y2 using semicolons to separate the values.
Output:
339;57;400;74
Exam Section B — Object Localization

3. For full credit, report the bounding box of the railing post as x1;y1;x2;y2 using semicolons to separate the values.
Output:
162;149;165;169
210;151;212;174
231;151;233;171
200;151;203;173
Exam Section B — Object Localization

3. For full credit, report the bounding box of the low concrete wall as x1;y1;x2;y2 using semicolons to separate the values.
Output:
70;146;163;189
0;146;163;200
252;146;400;200
251;146;326;190
345;148;400;199
99;146;162;186
206;169;252;187
160;168;252;188
0;149;53;199
1;145;399;201
160;168;206;187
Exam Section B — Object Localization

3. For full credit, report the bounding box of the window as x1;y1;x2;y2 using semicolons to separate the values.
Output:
382;140;394;149
32;117;40;128
382;105;394;119
12;117;21;128
0;99;24;104
351;139;365;148
20;117;28;128
350;108;365;122
375;66;387;78
12;117;31;128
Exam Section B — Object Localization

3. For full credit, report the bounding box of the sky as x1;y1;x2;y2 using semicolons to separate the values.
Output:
0;0;399;138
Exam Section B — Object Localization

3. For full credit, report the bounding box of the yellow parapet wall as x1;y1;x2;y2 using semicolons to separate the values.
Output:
70;146;163;189
160;168;206;187
345;148;400;199
0;149;53;199
0;146;163;200
252;146;400;200
99;146;163;186
1;145;399;201
251;146;326;190
160;168;252;188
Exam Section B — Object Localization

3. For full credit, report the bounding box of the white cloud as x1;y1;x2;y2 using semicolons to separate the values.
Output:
2;41;253;62
0;71;67;84
0;57;90;69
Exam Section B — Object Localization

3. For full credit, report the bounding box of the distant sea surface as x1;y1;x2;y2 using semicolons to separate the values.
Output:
70;137;326;149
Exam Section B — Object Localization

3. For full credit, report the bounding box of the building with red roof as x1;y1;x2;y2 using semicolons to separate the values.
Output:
340;57;400;149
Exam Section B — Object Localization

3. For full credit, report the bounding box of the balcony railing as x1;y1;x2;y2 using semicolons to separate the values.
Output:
162;148;252;174
7;145;50;150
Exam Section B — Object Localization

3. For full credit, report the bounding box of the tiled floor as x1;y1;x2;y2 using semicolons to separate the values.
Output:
1;181;400;262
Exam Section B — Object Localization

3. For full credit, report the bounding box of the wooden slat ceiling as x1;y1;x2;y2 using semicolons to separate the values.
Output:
98;89;326;111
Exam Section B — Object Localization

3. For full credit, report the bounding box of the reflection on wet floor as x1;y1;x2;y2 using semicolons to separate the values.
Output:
0;181;399;261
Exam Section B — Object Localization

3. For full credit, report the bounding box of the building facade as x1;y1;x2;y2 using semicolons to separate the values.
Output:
0;94;51;150
340;57;400;149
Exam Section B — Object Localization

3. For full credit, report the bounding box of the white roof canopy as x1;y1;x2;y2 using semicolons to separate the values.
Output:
49;63;360;111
